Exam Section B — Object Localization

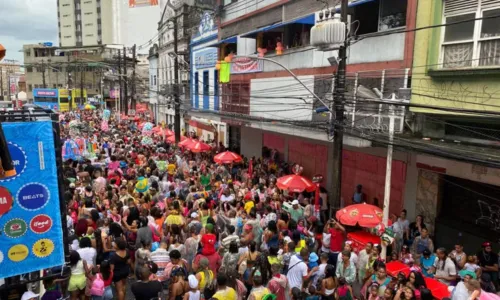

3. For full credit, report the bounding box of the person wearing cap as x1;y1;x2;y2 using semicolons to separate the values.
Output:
450;270;476;300
477;241;499;285
283;199;304;222
186;274;201;300
248;269;270;300
21;291;38;300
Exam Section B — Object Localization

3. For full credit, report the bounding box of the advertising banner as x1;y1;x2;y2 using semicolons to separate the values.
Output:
33;89;58;98
129;0;158;7
230;57;263;74
194;48;217;70
0;121;64;278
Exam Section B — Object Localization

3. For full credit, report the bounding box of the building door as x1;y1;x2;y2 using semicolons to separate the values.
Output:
228;125;241;153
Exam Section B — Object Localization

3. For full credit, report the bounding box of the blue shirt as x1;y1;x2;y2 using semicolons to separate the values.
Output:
421;254;436;278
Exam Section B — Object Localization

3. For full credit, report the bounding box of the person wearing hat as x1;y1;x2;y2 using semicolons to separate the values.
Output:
186;274;201;300
21;291;38;300
477;241;499;286
283;199;304;222
450;270;476;300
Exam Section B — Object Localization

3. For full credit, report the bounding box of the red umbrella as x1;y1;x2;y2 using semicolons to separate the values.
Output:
166;135;186;143
178;138;197;148
276;174;316;193
335;203;384;228
214;151;242;164
152;126;174;136
187;141;212;153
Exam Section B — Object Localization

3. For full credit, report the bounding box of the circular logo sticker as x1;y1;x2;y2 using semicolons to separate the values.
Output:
8;244;29;262
32;239;54;258
30;215;53;234
0;186;13;216
0;143;27;182
17;183;50;211
4;218;27;238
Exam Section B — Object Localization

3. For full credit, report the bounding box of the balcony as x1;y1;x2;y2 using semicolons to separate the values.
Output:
261;31;405;72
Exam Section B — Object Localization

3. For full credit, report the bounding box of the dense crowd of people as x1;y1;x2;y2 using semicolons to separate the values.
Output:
29;109;500;300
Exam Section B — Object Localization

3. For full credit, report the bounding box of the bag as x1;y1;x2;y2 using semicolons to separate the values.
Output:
90;274;105;296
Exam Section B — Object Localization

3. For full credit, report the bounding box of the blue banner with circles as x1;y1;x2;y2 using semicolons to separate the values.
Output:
0;121;64;278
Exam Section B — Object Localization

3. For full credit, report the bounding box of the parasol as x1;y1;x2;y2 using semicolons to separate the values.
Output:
214;151;242;164
84;104;96;110
178;138;197;148
276;174;316;193
335;203;384;228
166;135;186;144
186;140;212;153
152;126;174;136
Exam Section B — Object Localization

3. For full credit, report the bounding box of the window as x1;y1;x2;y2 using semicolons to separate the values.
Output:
28;84;33;92
84;12;93;15
154;75;157;86
64;25;71;28
26;67;33;73
84;0;92;3
85;23;93;26
62;3;70;6
62;14;69;17
53;84;57;88
64;35;72;39
25;50;31;57
348;0;407;35
441;2;500;68
86;34;94;37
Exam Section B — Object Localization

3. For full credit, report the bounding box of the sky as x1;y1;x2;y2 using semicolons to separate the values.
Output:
0;0;59;64
0;0;161;64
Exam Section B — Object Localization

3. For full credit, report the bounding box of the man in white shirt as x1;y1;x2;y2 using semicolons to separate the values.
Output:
220;189;234;204
287;248;318;290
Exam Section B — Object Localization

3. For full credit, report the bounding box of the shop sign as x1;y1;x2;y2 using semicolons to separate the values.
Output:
230;57;263;74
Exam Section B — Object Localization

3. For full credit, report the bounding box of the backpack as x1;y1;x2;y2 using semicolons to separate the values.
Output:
90;273;105;296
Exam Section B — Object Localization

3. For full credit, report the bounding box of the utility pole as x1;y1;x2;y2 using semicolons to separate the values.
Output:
0;67;3;100
68;55;73;111
131;44;137;110
80;63;84;106
118;49;123;114
123;46;128;115
41;60;47;88
173;18;181;143
331;0;348;214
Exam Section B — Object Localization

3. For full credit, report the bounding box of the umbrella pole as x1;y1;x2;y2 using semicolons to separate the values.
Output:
381;105;395;261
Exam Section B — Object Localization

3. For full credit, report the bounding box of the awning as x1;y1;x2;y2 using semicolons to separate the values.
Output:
241;14;315;38
215;36;237;45
189;120;216;132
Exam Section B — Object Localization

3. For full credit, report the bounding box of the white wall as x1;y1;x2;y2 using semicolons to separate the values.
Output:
416;155;500;187
222;0;281;23
250;75;314;121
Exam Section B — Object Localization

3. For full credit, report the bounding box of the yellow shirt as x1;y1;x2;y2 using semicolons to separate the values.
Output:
244;201;255;214
165;214;184;226
212;287;237;300
167;164;176;175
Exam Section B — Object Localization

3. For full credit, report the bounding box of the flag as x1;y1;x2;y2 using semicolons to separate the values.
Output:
220;61;230;83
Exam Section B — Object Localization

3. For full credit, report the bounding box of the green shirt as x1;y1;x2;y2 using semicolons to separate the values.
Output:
200;174;211;190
